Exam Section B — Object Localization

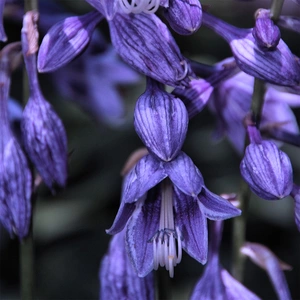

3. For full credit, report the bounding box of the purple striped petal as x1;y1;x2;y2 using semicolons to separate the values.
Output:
121;154;167;204
85;0;118;20
109;13;189;87
198;188;241;220
38;11;103;72
174;188;207;264
134;80;188;161
164;152;204;196
126;189;161;277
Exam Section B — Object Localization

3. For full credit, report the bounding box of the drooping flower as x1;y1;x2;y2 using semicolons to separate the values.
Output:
190;221;260;300
100;230;155;300
202;12;300;86
21;11;68;190
108;12;191;87
0;42;32;238
241;242;292;300
240;126;293;200
107;152;241;277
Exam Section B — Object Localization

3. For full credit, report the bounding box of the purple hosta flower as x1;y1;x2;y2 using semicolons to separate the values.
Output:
209;69;300;153
191;221;260;300
241;242;292;300
0;42;32;238
109;12;191;87
107;152;240;277
134;78;188;161
100;230;155;300
240;126;293;200
0;0;7;41
252;9;280;50
278;15;300;34
202;12;300;86
21;11;68;190
163;0;202;35
37;10;103;72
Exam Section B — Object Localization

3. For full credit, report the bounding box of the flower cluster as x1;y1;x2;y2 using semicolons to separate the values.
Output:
1;0;300;299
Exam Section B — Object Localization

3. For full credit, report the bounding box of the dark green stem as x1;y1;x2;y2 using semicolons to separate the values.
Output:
20;229;34;300
270;0;284;22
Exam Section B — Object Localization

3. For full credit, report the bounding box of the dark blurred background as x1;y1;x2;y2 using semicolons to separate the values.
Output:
1;0;300;299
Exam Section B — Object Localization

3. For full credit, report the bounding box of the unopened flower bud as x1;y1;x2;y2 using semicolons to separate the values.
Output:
252;9;280;50
0;43;32;238
134;78;188;161
38;11;103;72
163;0;202;35
22;12;68;190
240;126;293;200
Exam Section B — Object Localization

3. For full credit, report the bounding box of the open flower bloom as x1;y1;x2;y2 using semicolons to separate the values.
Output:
107;152;241;277
191;221;260;300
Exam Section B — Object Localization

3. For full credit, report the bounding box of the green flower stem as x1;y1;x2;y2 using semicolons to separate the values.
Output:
232;78;266;282
270;0;284;22
20;1;38;299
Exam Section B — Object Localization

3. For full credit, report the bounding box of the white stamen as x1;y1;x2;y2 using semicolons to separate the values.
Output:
176;60;189;81
149;179;182;278
118;0;160;14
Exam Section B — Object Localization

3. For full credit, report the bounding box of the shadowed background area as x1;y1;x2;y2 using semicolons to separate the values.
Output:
1;0;300;299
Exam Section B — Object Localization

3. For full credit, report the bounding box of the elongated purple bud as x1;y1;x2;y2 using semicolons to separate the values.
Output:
240;126;293;200
0;43;32;238
22;12;68;190
163;0;202;35
202;12;300;86
252;9;280;50
38;10;103;72
109;12;190;87
134;78;188;161
0;0;7;42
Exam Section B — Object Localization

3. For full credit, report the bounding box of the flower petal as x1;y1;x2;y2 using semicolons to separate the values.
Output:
174;187;208;264
164;152;204;196
198;188;241;220
126;188;161;277
122;154;167;204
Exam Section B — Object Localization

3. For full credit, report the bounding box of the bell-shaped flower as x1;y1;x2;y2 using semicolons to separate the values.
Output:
240;126;293;200
0;42;32;239
38;10;103;72
0;0;7;42
202;12;300;86
241;242;292;300
107;152;240;277
21;12;68;190
100;230;155;300
134;79;188;161
191;221;260;300
108;12;191;87
252;9;280;50
163;0;202;35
